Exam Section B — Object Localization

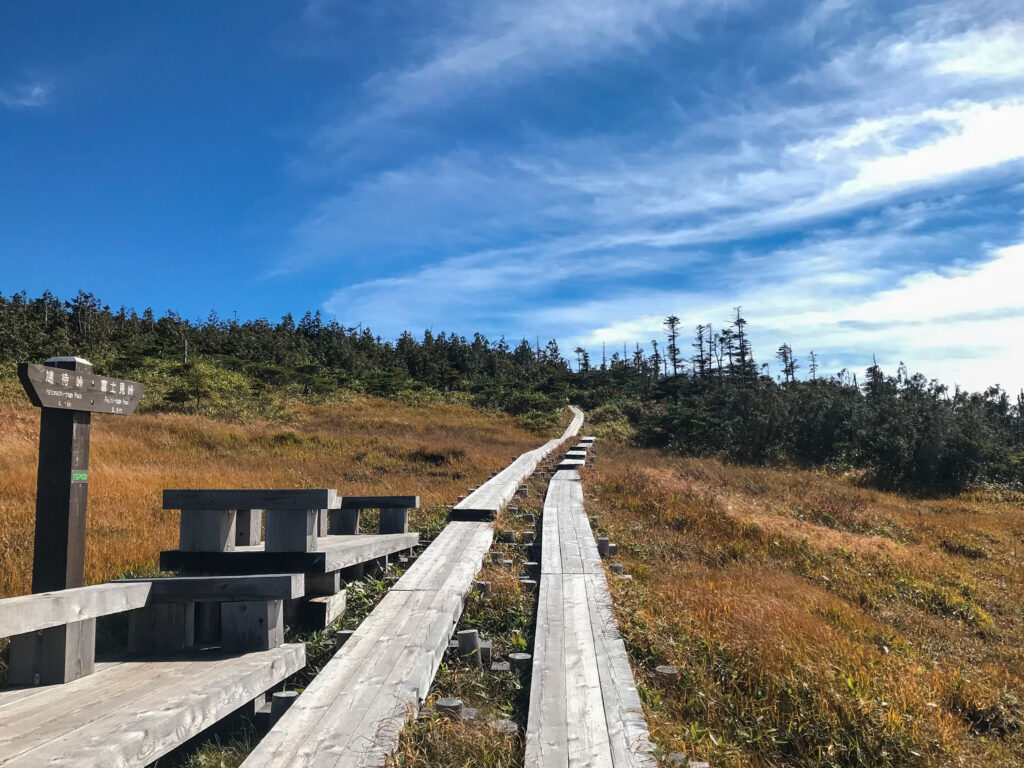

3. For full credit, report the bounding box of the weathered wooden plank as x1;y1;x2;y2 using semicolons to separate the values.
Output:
304;590;347;629
584;574;657;767
0;583;151;637
340;496;419;510
293;589;459;765
391;523;475;592
1;644;305;768
527;434;657;768
8;618;96;686
113;574;304;602
525;576;568;768
303;588;462;766
0;657;211;762
222;600;284;652
240;590;416;767
264;509;319;553
160;532;419;574
164;489;339;511
243;408;585;768
128;602;194;655
564;574;614;767
180;509;237;552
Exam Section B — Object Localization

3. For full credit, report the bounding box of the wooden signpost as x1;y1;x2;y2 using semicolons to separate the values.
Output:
11;356;143;684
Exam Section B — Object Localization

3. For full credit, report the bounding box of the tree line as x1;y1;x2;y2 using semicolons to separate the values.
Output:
2;290;1021;494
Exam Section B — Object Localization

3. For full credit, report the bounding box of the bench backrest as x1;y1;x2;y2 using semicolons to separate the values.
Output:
164;489;340;554
330;496;420;535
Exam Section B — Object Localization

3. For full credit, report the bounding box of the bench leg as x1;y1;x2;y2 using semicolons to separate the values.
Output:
128;602;195;655
8;619;96;685
379;507;409;534
235;509;263;547
305;571;341;596
222;600;284;652
195;600;222;645
180;509;237;552
329;508;360;535
264;510;318;552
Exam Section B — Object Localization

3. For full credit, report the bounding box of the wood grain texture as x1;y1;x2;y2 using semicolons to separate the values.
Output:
164;489;339;511
0;583;152;637
340;496;419;510
114;574;305;602
160;532;419;574
304;590;348;629
0;644;304;767
179;509;237;553
526;445;657;768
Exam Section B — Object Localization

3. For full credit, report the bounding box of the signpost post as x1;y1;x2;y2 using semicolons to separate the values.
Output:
11;357;144;684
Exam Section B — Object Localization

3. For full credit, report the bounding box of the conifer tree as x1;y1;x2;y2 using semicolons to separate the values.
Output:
664;315;682;376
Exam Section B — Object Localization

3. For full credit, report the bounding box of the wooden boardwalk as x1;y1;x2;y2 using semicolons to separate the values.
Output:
452;406;585;520
242;408;584;768
0;644;304;767
526;461;656;768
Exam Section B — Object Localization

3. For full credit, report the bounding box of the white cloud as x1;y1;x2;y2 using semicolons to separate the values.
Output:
316;0;745;147
565;241;1024;391
289;0;1024;391
908;20;1024;78
0;79;53;109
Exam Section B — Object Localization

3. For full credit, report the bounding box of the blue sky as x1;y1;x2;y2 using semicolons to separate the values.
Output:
2;1;1023;391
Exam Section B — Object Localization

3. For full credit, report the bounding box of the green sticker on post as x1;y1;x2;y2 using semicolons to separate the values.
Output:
71;471;88;483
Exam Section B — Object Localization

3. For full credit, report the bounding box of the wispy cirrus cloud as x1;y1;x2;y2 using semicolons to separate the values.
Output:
313;0;749;149
277;0;1024;389
0;77;53;110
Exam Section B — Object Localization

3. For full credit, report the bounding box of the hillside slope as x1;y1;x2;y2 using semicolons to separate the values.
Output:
0;393;550;598
585;444;1024;767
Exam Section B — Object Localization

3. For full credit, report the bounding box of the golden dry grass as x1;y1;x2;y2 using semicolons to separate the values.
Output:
0;395;549;598
584;443;1024;767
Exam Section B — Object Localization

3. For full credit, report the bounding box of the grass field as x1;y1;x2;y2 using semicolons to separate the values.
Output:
585;443;1024;767
7;385;1023;768
0;391;547;598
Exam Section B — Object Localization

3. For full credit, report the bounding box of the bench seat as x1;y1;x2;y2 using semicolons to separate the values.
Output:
0;643;305;767
160;532;419;575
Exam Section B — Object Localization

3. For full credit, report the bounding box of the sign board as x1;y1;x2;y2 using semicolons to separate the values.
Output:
18;363;144;415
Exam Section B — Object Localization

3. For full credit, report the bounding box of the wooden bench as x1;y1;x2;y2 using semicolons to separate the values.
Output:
329;495;420;536
0;577;306;767
526;466;656;767
163;489;343;554
161;491;420;629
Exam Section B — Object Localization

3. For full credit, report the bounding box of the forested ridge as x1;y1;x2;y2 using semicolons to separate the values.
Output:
2;290;1022;494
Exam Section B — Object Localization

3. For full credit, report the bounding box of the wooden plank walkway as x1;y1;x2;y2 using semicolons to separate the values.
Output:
242;408;585;768
0;644;304;767
526;467;656;768
452;406;585;519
